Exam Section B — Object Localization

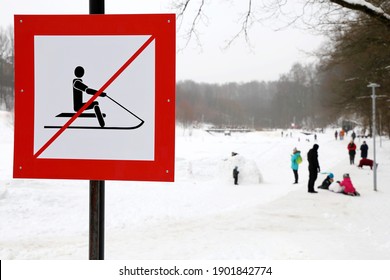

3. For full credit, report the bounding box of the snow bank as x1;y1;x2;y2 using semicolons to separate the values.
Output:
1;115;390;260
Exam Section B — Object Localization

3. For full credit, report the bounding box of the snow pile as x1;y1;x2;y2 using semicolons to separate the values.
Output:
220;154;263;184
180;153;262;184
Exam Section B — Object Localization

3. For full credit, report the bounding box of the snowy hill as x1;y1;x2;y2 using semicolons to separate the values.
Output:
1;110;390;259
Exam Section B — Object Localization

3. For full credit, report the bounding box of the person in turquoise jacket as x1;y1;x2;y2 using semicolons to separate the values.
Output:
291;147;301;184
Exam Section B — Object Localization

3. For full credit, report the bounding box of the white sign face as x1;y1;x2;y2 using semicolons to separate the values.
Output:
34;35;155;160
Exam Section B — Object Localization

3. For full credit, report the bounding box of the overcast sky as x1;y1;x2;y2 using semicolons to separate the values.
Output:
0;0;325;84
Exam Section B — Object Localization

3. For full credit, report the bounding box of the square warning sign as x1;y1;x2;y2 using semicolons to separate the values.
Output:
13;14;175;181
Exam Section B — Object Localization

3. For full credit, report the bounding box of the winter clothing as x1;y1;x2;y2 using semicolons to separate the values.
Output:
291;150;301;170
233;166;239;185
308;144;320;171
347;141;357;165
360;142;368;159
339;130;345;140
307;144;320;193
338;176;357;195
291;149;301;184
318;174;334;189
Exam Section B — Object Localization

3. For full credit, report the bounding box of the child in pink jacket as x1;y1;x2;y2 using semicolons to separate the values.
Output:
337;173;360;196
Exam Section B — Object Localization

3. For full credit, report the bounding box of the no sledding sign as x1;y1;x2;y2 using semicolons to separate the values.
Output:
13;14;175;181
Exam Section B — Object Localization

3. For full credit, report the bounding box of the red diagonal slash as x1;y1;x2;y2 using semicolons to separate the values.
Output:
34;35;155;159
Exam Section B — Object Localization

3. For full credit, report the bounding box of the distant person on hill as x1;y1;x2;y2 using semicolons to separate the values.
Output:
233;166;239;185
360;141;369;159
339;129;345;140
307;144;320;193
335;130;338;140
347;140;357;165
290;147;302;184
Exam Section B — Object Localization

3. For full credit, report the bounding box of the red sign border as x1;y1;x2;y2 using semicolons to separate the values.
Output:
13;14;175;181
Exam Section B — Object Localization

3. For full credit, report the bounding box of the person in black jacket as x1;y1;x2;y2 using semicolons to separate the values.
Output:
318;173;334;189
307;144;320;193
233;166;239;185
360;141;368;159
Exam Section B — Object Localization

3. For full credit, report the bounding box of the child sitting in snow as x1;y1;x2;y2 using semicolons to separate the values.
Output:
318;173;334;189
336;173;360;196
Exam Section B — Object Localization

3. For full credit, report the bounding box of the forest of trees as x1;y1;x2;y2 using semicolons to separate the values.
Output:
176;63;325;130
174;0;390;135
0;26;13;111
316;12;390;136
1;1;390;136
175;0;390;135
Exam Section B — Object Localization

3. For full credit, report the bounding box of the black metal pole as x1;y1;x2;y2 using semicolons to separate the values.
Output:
89;180;105;260
89;0;105;261
90;0;104;14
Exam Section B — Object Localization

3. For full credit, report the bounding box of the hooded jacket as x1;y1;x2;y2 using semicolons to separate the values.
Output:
360;143;368;158
291;151;301;170
348;142;357;155
307;144;320;172
339;177;356;194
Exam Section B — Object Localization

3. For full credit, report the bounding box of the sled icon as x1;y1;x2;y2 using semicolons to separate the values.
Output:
44;66;144;130
44;94;145;130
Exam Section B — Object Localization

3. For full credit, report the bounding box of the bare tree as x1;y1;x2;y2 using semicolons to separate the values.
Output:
174;0;390;46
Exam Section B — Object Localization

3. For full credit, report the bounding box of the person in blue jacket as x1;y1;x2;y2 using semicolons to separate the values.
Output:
291;147;301;184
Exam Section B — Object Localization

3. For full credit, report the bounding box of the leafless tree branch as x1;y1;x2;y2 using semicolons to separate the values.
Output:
224;0;253;49
174;0;206;50
330;0;390;28
173;0;390;49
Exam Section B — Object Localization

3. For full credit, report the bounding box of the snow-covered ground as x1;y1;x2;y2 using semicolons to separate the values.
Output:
1;110;389;260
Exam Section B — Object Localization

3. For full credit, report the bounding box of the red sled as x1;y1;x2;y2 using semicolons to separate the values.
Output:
358;158;378;170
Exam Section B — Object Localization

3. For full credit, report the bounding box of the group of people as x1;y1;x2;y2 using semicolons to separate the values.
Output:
290;138;365;196
347;139;368;165
290;144;320;193
233;130;368;193
335;129;357;141
317;172;360;196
